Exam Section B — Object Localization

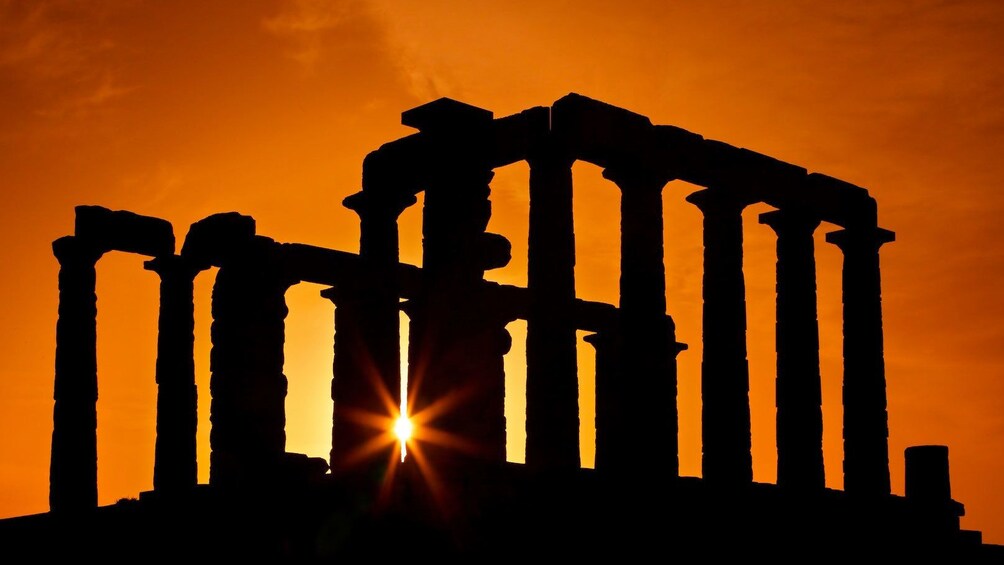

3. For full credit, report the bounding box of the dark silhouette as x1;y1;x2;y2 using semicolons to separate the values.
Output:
0;94;1000;560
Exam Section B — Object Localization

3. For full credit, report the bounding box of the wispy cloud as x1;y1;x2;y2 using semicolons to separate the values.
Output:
0;1;132;117
263;0;358;71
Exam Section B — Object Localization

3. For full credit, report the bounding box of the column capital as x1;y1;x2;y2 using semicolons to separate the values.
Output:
582;330;619;349
143;254;203;280
319;283;366;304
685;188;757;215
825;227;895;252
526;136;575;169
52;236;104;266
343;190;418;220
602;165;670;193
758;208;821;235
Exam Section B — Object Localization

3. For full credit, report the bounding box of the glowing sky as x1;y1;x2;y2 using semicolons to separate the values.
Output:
2;0;1004;544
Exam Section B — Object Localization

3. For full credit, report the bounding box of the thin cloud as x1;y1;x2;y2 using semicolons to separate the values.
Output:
0;1;130;117
36;71;135;118
263;0;358;70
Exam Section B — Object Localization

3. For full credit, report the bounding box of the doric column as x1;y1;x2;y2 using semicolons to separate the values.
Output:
408;161;510;466
826;226;895;496
585;323;685;474
401;99;509;468
686;188;753;485
50;236;104;512
760;209;824;490
145;255;202;493
330;191;415;472
525;141;579;470
603;167;679;476
208;237;294;488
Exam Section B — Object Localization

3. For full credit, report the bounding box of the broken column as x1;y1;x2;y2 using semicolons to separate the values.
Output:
906;445;951;502
50;236;103;512
145;255;204;493
686;188;753;485
328;189;416;472
604;166;680;476
403;99;510;466
525;132;580;470
760;209;825;491
826;226;895;496
905;445;963;534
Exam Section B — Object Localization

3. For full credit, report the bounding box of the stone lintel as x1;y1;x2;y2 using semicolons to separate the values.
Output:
492;106;550;168
74;205;175;257
362;134;428;190
683;141;807;201
343;190;417;218
806;173;877;229
551;93;654;169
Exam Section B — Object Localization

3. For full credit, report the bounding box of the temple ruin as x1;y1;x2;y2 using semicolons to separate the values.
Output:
3;94;1000;559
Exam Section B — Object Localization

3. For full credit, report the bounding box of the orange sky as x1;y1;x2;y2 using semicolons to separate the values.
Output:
2;0;1004;544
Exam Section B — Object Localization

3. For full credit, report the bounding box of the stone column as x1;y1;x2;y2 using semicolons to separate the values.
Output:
604;167;679;476
50;236;104;512
686;188;753;485
760;209;824;491
826;227;895;496
525;141;579;470
408;161;510;466
329;191;415;472
395;97;509;468
145;255;202;493
209;237;293;488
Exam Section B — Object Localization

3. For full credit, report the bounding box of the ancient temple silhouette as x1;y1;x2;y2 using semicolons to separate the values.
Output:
1;94;1001;560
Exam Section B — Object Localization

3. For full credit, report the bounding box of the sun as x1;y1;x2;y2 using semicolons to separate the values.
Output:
394;415;413;443
393;415;413;462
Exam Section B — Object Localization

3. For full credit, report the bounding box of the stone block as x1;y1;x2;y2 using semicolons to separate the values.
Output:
490;106;549;167
551;93;653;168
180;212;256;268
806;173;876;228
74;205;174;257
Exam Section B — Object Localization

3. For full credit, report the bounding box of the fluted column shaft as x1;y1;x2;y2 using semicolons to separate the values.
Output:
826;227;895;496
526;144;579;470
209;238;292;487
50;236;103;512
687;189;753;484
145;255;201;493
605;168;678;476
409;163;509;465
760;209;824;490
